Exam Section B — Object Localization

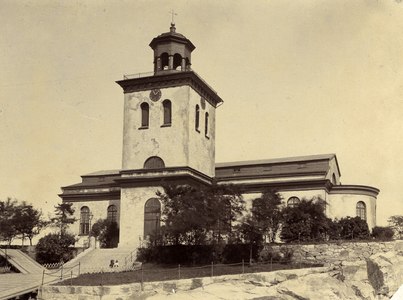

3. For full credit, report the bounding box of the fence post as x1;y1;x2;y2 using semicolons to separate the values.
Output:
141;265;144;291
60;264;63;280
78;262;81;276
242;259;244;274
178;264;181;280
41;269;45;286
100;268;103;286
270;256;273;272
70;271;73;286
211;262;214;277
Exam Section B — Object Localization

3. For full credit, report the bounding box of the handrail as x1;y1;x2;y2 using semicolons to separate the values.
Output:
0;248;21;270
124;249;137;266
123;71;154;79
0;247;9;260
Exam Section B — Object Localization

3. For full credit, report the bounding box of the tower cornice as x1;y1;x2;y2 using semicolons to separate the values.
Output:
116;71;223;108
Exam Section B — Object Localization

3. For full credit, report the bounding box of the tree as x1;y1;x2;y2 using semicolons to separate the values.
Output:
0;198;18;246
91;219;119;248
158;184;208;245
13;202;47;246
205;184;245;244
36;233;76;264
51;202;76;235
236;215;263;264
251;189;283;243
338;216;370;240
0;199;47;246
157;183;245;246
281;197;331;243
388;215;403;239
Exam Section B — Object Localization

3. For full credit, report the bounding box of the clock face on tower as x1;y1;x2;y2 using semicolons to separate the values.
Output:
149;89;162;102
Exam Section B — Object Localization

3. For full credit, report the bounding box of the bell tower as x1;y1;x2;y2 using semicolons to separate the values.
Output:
116;23;223;178
116;24;223;248
150;22;194;74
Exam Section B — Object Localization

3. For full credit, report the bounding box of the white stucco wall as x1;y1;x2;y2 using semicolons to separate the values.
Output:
326;157;341;184
187;88;216;177
327;193;376;229
119;186;162;249
121;86;215;177
69;199;120;248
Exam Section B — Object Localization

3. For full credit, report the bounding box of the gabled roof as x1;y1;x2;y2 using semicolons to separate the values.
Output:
216;154;337;168
215;154;340;180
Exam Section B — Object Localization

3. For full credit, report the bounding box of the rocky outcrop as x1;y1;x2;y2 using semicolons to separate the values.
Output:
41;241;403;300
366;249;403;298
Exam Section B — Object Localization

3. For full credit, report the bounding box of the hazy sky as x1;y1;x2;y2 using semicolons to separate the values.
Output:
1;0;402;225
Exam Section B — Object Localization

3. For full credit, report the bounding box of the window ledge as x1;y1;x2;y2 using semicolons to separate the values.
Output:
161;123;171;128
138;126;149;130
78;234;89;236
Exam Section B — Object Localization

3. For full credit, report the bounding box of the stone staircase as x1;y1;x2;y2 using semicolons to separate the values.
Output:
0;248;45;274
63;247;137;274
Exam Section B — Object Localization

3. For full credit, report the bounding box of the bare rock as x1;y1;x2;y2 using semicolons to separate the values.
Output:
367;251;403;298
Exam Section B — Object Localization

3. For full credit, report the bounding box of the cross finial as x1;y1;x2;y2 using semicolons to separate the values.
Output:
169;9;177;25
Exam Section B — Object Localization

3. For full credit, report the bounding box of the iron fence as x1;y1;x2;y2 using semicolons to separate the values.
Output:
57;258;322;289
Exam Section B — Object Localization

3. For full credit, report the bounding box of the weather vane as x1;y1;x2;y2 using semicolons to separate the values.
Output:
169;9;177;24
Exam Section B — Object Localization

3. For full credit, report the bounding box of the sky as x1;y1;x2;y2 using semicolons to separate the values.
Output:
1;0;402;225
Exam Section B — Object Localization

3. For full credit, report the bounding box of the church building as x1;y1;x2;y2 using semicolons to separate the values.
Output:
59;23;379;249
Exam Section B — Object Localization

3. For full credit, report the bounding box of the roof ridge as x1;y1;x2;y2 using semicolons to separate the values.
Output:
215;154;336;168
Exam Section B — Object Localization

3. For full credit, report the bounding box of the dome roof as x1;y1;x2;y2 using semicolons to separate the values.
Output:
149;23;195;51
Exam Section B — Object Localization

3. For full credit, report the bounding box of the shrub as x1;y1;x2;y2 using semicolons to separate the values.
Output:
338;217;370;240
258;245;293;264
137;245;215;265
36;233;76;264
281;197;331;242
136;244;261;265
221;243;261;263
372;226;394;240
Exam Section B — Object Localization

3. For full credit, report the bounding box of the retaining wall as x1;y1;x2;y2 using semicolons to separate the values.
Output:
265;240;403;266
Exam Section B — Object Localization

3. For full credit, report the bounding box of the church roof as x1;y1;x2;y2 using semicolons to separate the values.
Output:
82;169;120;177
61;154;340;191
149;23;195;51
216;153;337;168
215;154;340;180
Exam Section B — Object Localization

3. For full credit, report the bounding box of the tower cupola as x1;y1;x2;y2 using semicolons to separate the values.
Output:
149;23;195;75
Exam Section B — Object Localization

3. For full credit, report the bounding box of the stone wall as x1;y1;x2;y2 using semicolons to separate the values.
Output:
264;240;403;266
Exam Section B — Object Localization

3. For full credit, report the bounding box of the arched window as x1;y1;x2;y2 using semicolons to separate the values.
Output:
205;112;209;136
144;156;165;169
195;105;200;131
140;102;149;128
356;201;366;220
162;100;172;125
144;198;161;238
161;52;169;70
173;53;182;70
287;197;300;208
107;205;118;223
80;206;91;235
